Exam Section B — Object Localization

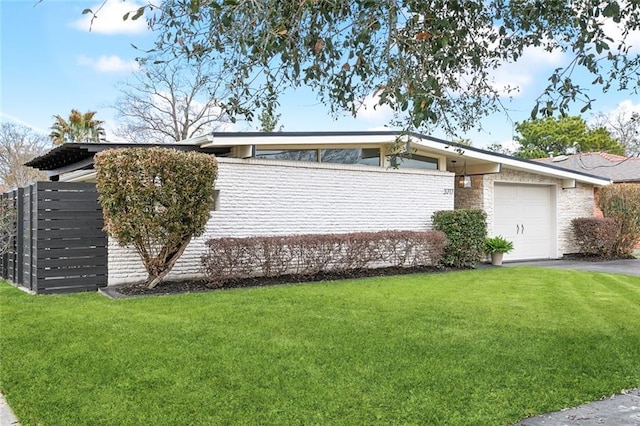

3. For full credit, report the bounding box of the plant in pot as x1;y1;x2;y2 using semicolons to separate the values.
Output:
485;236;514;266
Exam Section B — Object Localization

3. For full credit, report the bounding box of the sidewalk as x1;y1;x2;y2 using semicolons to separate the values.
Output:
0;392;19;426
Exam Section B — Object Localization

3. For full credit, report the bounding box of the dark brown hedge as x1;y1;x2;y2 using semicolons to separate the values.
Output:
201;230;447;286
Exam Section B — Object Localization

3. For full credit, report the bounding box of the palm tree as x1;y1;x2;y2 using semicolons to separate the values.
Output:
49;109;106;145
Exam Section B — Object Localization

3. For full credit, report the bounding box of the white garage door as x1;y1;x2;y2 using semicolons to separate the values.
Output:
494;184;554;261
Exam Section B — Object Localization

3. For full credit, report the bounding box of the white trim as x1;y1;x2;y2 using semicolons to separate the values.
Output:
199;134;398;148
176;134;213;145
60;169;96;182
405;136;611;187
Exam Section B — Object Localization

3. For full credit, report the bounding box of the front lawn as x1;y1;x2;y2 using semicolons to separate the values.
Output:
1;267;639;425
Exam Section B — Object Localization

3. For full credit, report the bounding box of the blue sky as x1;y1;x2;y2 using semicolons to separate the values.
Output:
1;0;638;149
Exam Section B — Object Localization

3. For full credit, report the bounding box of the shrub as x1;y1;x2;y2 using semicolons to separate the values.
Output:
571;217;619;257
597;184;640;256
95;147;218;288
432;209;487;268
201;230;447;286
485;236;514;254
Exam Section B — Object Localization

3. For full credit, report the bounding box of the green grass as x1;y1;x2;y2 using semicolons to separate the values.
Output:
1;267;639;425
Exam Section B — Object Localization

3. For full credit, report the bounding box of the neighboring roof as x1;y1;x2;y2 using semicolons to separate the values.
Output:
26;132;612;187
534;152;640;183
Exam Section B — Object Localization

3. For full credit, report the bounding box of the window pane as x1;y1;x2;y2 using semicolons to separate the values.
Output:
255;149;318;162
389;154;438;170
321;148;380;166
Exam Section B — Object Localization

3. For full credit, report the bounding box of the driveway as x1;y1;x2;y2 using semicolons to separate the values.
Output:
504;258;640;277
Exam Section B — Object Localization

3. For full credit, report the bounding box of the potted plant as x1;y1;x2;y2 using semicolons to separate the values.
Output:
485;235;514;266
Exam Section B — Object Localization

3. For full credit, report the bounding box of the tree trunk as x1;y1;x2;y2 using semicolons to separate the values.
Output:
146;237;192;289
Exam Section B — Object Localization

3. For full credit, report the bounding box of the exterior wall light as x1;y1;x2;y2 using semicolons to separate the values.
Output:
458;175;472;188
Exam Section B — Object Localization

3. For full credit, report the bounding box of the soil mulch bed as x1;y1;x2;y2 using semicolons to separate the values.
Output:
105;254;636;298
113;265;453;297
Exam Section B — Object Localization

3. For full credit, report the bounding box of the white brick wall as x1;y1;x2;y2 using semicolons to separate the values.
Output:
556;182;594;254
108;158;455;285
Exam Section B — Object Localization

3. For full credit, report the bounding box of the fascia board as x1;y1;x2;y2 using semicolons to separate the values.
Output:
59;169;96;183
408;137;611;187
199;133;398;148
176;134;214;145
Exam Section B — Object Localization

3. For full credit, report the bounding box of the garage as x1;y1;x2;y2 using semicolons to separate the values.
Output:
493;184;555;261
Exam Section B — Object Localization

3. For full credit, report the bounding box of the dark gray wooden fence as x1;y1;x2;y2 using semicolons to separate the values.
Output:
1;182;107;294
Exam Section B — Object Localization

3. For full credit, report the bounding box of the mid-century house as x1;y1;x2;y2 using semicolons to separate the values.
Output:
24;131;611;287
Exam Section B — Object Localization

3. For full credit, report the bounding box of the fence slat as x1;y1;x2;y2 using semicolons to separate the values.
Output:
37;257;108;268
35;237;107;249
36;229;106;239
37;274;107;289
35;200;101;211
37;247;107;258
37;221;104;229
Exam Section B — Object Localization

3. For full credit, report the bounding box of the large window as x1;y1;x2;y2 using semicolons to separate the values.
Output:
389;153;439;170
255;149;318;162
321;148;380;166
255;148;380;166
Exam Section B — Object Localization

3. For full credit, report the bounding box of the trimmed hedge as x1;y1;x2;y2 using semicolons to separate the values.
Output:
571;217;619;257
597;184;640;256
201;230;447;286
432;209;487;268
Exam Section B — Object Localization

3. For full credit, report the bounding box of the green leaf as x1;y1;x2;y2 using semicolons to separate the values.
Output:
602;2;620;18
132;7;145;21
530;103;539;119
81;8;92;15
123;12;130;21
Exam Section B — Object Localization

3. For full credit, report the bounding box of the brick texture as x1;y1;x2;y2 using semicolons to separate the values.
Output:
108;158;454;285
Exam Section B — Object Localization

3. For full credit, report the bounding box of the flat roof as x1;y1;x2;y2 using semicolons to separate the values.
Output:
25;143;229;171
26;132;612;186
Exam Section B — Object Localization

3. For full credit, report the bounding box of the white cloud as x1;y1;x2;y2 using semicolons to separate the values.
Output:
356;93;395;122
77;55;140;73
0;112;49;135
608;99;640;116
600;13;640;54
588;99;640;127
70;0;149;35
102;119;128;143
614;99;640;114
490;45;565;98
498;138;520;153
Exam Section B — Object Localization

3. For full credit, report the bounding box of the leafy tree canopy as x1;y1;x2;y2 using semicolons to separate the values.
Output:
513;116;625;159
100;0;640;135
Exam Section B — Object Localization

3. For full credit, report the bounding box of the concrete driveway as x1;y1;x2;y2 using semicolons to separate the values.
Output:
514;389;640;426
504;258;640;277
